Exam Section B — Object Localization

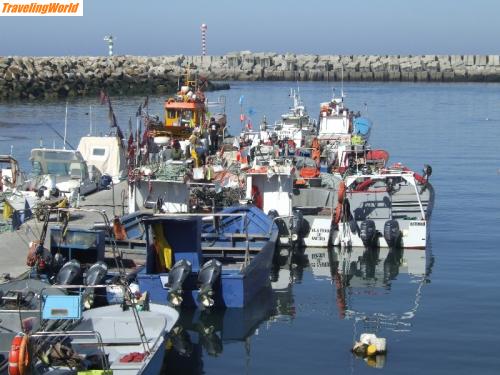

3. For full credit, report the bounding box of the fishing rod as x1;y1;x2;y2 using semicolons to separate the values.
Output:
42;121;76;150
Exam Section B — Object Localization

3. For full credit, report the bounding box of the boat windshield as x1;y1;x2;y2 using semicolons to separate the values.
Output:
32;161;83;177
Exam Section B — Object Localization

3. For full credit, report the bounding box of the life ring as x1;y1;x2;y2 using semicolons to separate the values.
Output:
337;181;346;203
8;333;29;375
334;203;342;225
251;185;263;210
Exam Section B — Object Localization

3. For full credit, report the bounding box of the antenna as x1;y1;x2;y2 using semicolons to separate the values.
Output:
89;105;93;135
63;101;68;150
341;65;344;100
103;35;116;56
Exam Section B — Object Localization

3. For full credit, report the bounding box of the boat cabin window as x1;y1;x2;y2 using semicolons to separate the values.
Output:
167;109;177;119
92;148;106;157
181;111;194;127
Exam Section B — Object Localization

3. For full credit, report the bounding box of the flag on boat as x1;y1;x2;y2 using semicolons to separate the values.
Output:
238;95;244;106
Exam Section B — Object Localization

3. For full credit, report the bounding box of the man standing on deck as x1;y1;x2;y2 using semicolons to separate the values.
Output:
208;117;220;155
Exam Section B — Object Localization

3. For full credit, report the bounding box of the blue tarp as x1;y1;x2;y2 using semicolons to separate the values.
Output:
353;117;373;136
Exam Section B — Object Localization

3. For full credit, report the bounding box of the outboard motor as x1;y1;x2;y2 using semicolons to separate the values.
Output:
359;220;377;248
99;174;112;190
85;261;108;286
55;259;82;285
83;261;108;309
290;210;305;241
383;220;401;248
197;259;222;308
166;259;192;307
51;253;66;275
267;209;279;220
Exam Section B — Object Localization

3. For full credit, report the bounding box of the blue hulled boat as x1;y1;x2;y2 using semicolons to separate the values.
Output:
136;205;279;308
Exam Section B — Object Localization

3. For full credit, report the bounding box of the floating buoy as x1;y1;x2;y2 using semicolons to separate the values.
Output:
352;333;387;359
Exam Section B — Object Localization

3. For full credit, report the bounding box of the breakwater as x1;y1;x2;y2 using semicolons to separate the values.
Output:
1;53;500;100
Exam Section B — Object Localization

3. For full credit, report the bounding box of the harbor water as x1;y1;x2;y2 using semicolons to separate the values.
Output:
1;81;500;374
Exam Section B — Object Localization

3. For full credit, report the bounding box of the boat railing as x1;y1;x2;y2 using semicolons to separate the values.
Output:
30;330;110;371
38;208;152;353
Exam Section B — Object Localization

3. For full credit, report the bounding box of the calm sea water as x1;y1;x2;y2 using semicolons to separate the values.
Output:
1;81;500;374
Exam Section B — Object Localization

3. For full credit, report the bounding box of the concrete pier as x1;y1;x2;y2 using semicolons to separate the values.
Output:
1;53;500;100
0;182;132;281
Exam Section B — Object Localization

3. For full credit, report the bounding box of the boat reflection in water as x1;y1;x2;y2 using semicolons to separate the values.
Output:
164;260;297;374
305;246;434;368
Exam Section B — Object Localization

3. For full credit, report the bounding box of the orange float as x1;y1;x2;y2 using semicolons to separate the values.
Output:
8;333;29;375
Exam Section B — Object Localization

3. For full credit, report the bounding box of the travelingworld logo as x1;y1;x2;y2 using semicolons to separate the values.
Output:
1;0;83;16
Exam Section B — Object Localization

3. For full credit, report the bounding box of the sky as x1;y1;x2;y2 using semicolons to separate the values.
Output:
1;0;499;56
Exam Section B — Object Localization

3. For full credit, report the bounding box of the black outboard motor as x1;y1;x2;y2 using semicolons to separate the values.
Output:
197;259;222;308
85;261;108;286
51;253;66;276
359;220;377;248
267;209;279;220
83;261;108;309
383;220;401;248
99;174;112;190
166;259;192;307
55;259;82;285
290;210;305;241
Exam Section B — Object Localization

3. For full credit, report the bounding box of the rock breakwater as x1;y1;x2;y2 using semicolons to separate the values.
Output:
1;53;499;100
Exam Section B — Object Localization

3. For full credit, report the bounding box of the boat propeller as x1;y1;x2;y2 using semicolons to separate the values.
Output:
166;259;192;307
197;259;222;308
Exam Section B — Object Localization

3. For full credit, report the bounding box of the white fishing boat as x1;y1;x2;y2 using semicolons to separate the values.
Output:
27;148;98;198
244;161;339;247
332;164;434;249
271;89;317;147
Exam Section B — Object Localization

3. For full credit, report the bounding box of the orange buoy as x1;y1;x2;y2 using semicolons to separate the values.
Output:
8;333;29;375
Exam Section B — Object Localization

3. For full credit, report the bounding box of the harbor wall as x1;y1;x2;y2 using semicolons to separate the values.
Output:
1;53;500;100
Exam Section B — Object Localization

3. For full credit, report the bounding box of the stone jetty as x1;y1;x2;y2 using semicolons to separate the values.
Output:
1;53;499;100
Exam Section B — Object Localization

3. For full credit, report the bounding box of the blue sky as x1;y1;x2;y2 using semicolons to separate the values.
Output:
1;0;499;56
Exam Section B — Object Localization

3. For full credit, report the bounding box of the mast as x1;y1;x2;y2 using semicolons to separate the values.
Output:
63;101;68;150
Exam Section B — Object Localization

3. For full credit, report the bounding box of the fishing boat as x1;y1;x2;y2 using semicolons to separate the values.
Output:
0;155;24;192
0;279;67;375
243;159;339;248
332;163;434;249
271;89;317;147
27;148;98;198
135;205;279;308
22;291;179;375
145;72;226;141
